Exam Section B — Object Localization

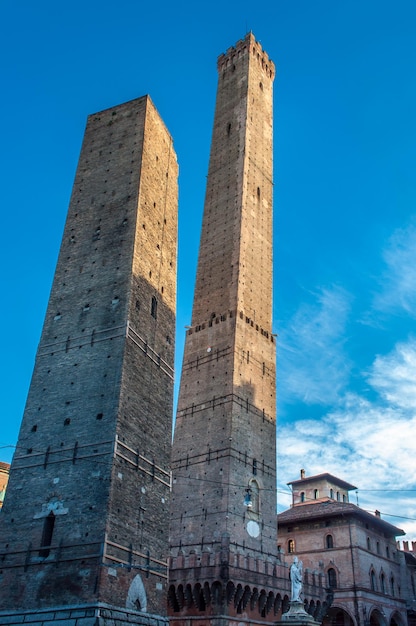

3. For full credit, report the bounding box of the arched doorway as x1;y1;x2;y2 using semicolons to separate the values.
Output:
322;606;355;626
407;610;416;626
390;611;406;626
369;608;387;626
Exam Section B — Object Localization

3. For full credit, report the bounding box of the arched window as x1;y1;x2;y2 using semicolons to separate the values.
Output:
326;534;334;549
329;488;334;499
386;546;390;559
288;539;295;553
376;541;380;554
328;568;337;588
300;491;305;502
247;479;260;518
370;570;377;591
336;491;340;501
367;537;371;551
314;489;319;499
380;573;386;594
390;576;395;596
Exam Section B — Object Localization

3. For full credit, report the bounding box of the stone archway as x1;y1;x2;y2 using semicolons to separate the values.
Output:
390;611;406;626
322;606;355;626
369;608;387;626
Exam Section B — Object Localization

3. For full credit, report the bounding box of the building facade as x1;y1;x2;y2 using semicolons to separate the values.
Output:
399;543;416;626
277;472;408;626
0;96;178;625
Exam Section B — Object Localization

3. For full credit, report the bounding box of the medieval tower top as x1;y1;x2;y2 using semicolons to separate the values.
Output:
191;32;275;330
217;32;275;78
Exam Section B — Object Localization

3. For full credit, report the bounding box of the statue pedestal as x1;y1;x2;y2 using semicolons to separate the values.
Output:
279;600;320;625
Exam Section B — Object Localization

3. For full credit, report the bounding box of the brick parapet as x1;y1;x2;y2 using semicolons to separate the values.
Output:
217;33;275;80
169;548;286;580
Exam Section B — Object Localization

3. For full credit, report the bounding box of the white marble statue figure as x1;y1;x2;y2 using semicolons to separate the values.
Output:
290;556;303;602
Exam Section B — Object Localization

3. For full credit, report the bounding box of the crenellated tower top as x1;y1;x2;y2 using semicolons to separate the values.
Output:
217;32;275;79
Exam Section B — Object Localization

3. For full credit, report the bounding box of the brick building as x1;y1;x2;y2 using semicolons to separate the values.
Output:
0;96;178;625
277;471;408;626
0;462;10;509
168;33;331;626
400;543;416;626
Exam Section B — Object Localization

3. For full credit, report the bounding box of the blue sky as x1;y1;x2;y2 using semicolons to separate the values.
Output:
2;1;416;539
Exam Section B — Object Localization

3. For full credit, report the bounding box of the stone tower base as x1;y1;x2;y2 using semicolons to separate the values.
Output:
0;603;168;626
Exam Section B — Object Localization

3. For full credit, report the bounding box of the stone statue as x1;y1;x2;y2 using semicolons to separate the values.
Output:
290;556;303;602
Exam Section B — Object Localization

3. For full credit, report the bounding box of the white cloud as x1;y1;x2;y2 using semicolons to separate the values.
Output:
373;222;416;316
278;285;352;406
369;338;416;409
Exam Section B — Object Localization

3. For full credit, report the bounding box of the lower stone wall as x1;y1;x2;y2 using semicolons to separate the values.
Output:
0;604;169;626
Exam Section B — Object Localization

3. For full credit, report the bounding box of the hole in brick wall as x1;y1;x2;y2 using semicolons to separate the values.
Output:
31;424;37;432
39;512;55;558
96;413;103;420
27;448;32;454
151;296;158;319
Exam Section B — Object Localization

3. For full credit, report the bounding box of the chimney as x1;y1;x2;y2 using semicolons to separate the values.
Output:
375;510;380;517
300;469;305;479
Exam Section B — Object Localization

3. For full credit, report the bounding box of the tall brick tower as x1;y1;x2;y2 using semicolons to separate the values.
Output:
0;96;178;625
169;34;290;624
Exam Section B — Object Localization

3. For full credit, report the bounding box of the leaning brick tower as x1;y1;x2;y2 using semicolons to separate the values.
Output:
0;96;178;625
169;34;291;624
